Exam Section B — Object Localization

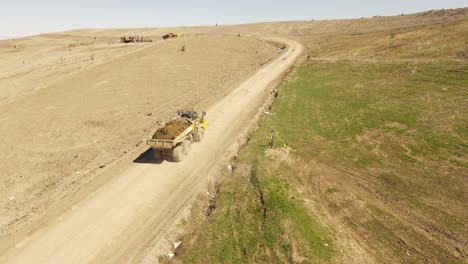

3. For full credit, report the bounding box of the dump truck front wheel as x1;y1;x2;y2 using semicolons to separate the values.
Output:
172;145;185;162
182;140;191;155
194;128;205;142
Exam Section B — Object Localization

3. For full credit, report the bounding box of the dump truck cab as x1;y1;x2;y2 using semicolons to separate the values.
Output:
179;110;207;131
180;110;198;121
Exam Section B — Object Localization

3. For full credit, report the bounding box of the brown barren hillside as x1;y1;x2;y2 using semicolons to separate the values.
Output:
0;36;277;230
62;8;467;38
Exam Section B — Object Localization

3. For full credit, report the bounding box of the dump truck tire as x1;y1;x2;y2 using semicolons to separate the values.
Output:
173;145;185;162
182;140;191;155
194;128;205;142
198;128;205;142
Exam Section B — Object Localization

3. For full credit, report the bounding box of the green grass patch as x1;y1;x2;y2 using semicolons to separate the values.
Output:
263;61;467;167
182;152;334;263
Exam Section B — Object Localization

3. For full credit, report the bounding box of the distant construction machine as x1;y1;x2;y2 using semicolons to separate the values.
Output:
162;33;181;40
120;36;153;43
147;110;207;162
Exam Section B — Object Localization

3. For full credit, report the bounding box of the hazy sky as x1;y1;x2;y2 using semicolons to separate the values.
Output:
1;0;467;37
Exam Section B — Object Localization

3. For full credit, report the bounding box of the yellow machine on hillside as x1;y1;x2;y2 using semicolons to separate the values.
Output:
147;110;207;162
162;33;180;40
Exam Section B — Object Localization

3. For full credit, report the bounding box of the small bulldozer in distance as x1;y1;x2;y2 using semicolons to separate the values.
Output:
147;110;207;162
162;33;180;40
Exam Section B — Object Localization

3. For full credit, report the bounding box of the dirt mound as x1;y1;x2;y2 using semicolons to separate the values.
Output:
153;118;191;140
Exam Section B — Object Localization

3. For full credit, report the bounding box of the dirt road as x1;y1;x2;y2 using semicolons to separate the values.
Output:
0;38;303;263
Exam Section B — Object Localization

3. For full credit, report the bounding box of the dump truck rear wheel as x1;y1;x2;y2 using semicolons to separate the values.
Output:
182;140;191;155
172;145;185;162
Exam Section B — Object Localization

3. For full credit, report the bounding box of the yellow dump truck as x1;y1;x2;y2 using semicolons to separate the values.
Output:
147;111;207;162
162;33;180;40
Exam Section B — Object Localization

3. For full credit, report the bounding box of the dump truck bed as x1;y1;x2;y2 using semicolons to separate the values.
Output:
147;123;193;149
146;139;173;149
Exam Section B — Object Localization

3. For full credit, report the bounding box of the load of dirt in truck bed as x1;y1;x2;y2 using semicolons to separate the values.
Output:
152;118;191;140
